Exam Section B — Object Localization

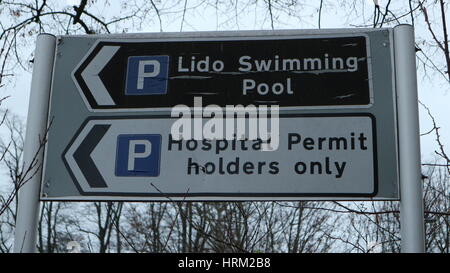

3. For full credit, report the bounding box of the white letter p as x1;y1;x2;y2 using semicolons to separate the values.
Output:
128;140;152;171
137;60;160;90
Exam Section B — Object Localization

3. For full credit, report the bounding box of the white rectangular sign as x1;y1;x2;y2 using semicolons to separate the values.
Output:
63;114;376;199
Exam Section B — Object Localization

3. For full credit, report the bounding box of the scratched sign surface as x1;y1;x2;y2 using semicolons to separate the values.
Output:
42;30;401;200
72;35;371;110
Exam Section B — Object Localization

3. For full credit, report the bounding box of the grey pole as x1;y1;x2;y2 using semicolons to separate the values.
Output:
393;25;425;253
13;34;56;253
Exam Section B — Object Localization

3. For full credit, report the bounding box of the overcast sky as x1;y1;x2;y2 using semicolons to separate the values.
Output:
0;0;448;170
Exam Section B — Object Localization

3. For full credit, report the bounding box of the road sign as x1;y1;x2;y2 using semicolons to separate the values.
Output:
17;26;422;253
62;114;376;198
72;35;372;111
42;29;399;200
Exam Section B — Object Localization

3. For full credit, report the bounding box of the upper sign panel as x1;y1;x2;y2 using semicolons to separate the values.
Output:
72;35;372;111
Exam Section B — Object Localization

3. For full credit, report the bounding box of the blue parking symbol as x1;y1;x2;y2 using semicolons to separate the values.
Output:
125;56;169;95
115;134;162;177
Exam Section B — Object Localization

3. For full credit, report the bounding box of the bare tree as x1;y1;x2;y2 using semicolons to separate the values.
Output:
70;202;123;253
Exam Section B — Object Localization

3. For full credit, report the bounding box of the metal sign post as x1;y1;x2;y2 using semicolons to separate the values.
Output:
393;25;425;253
13;34;56;253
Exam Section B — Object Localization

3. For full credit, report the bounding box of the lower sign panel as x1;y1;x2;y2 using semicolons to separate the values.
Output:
62;114;377;199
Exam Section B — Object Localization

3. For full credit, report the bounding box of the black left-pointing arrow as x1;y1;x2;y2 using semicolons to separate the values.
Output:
73;124;110;188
